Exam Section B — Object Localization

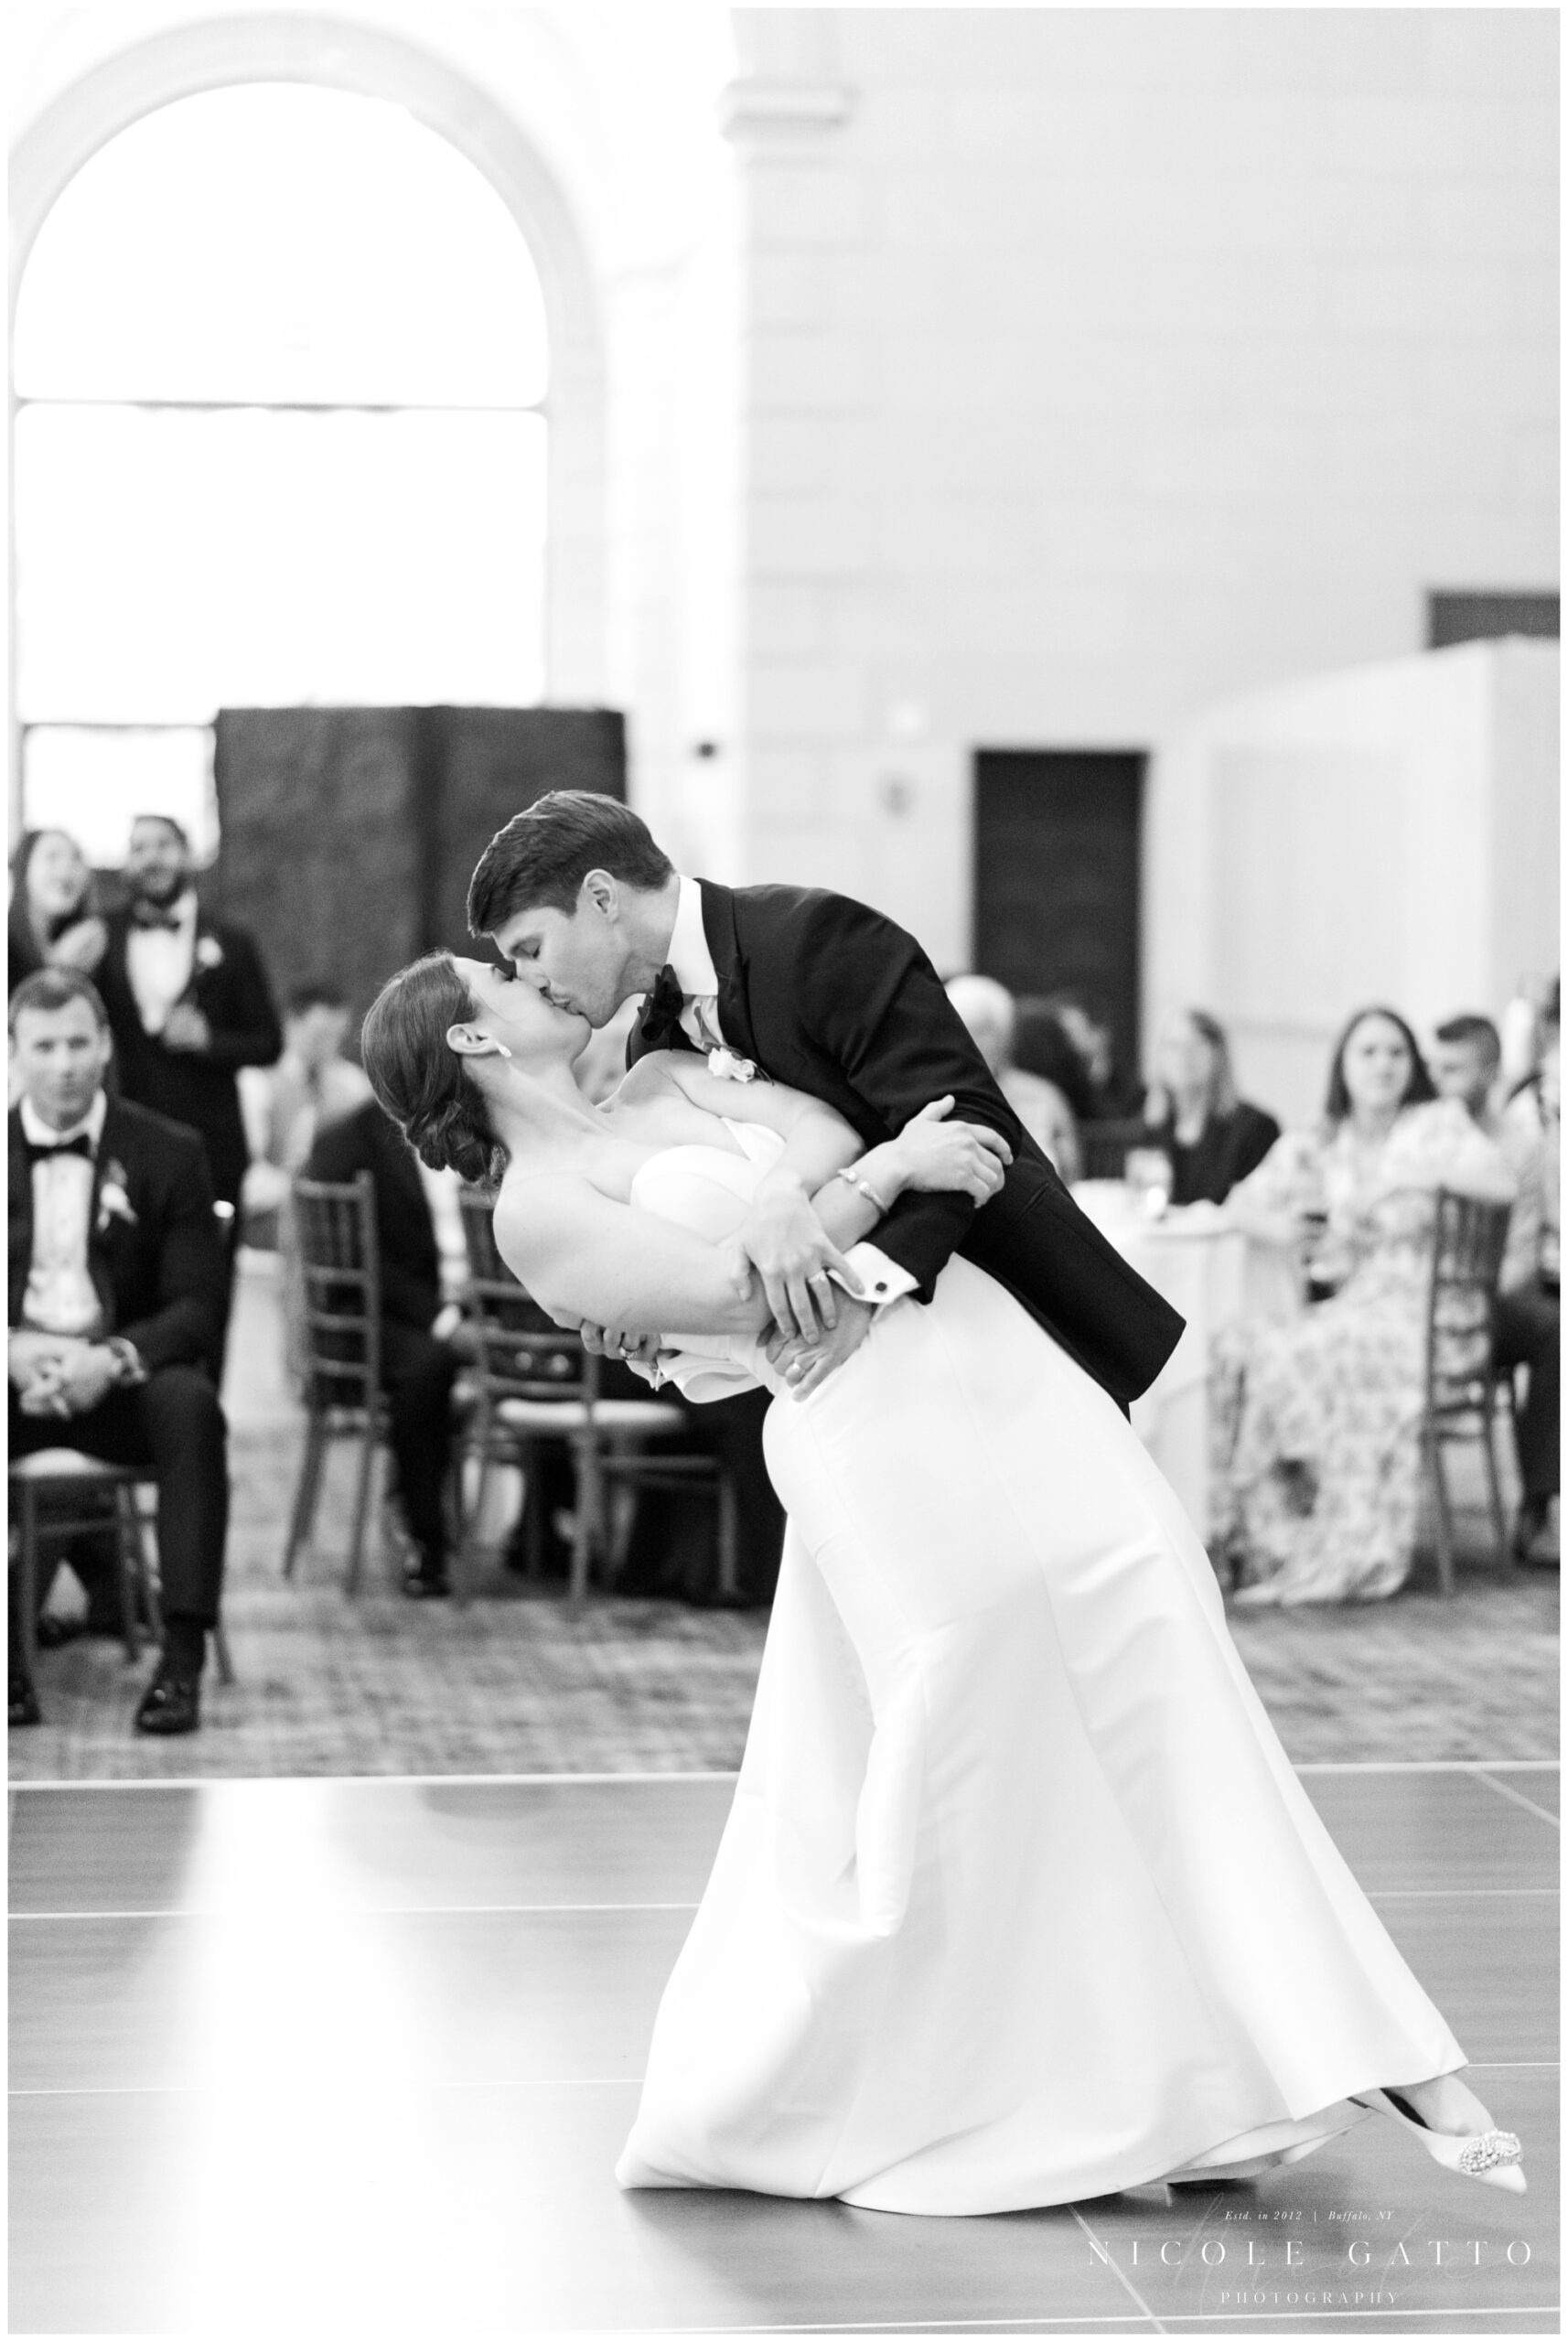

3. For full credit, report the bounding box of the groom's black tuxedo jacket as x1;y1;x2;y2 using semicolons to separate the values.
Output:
8;1097;224;1373
628;881;1184;1409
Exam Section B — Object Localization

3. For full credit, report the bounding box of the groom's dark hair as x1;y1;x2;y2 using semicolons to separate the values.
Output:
467;790;674;935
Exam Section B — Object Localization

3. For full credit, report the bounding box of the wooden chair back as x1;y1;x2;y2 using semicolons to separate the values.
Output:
291;1174;381;1413
1425;1189;1511;1424
1078;1118;1148;1183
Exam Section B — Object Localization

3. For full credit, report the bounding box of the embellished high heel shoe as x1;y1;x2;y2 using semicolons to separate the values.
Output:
1351;2088;1526;2194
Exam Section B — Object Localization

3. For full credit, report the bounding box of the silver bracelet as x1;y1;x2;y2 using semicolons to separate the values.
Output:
836;1165;889;1215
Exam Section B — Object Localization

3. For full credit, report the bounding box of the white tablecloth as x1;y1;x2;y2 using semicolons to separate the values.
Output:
1071;1184;1297;1540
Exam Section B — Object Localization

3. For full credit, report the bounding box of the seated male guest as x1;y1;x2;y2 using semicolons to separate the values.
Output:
1140;1008;1281;1206
95;813;283;1370
1432;1012;1560;1564
304;1096;465;1598
8;971;229;1733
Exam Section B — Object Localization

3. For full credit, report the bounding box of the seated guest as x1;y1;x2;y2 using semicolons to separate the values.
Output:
304;1095;467;1599
1014;997;1098;1123
253;983;371;1174
8;830;108;996
1038;987;1143;1121
1431;1012;1561;1565
1140;1008;1280;1206
1500;972;1558;1098
1212;1005;1515;1606
945;974;1081;1180
240;982;371;1244
8;970;228;1733
95;813;283;1370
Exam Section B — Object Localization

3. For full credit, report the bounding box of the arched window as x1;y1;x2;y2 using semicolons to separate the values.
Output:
13;83;550;860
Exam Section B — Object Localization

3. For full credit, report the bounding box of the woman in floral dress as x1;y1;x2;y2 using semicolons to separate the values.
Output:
1212;1007;1516;1606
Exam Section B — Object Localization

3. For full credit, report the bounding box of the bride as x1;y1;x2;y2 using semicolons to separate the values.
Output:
361;950;1524;2215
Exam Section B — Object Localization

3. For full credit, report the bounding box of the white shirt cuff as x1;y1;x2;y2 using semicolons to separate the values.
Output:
838;1242;918;1306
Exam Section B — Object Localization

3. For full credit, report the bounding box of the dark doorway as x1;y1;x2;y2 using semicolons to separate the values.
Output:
1427;590;1559;650
972;748;1145;1075
209;706;625;1024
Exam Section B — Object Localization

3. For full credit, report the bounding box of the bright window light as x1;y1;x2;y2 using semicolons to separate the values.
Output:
23;728;219;865
16;405;547;721
13;84;548;408
13;81;550;850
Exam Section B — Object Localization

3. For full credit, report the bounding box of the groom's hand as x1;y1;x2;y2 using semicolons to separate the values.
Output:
741;1172;865;1342
764;1297;875;1398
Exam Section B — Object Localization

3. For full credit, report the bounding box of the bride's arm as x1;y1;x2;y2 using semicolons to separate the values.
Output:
495;1177;776;1340
627;1052;865;1191
636;1053;1002;1259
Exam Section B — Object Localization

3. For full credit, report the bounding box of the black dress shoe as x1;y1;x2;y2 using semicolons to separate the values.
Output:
134;1671;201;1735
9;1676;42;1728
36;1615;86;1649
403;1566;451;1600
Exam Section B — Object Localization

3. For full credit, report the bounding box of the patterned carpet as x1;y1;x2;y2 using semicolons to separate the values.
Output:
9;1405;1556;1780
9;1208;1563;1789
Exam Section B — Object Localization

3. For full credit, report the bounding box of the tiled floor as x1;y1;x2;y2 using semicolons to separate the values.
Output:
8;1764;1558;2337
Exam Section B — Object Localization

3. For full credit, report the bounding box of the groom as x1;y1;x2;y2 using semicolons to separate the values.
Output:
467;793;1183;1405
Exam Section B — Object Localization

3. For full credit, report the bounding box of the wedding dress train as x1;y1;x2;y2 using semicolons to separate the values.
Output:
613;1125;1463;2215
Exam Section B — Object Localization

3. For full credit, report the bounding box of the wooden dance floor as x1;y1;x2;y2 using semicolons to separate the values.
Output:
10;1763;1558;2337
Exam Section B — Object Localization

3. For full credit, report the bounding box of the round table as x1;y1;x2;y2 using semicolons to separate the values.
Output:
1071;1183;1298;1540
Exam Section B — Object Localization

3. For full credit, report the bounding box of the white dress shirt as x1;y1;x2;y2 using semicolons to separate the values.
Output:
666;876;915;1306
124;889;198;1036
18;1090;109;1337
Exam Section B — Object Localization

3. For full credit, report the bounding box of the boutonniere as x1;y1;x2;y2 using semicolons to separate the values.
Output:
708;1046;763;1083
195;935;225;972
96;1161;138;1234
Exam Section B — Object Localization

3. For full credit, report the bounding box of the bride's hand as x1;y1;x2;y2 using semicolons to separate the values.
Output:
880;1098;1012;1205
578;1323;665;1369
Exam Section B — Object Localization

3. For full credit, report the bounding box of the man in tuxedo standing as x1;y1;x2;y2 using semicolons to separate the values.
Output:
8;970;230;1734
467;793;1182;1410
96;813;283;1371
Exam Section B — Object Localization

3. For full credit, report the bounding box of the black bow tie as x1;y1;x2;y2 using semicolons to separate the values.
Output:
132;907;184;933
24;1130;95;1167
639;963;691;1054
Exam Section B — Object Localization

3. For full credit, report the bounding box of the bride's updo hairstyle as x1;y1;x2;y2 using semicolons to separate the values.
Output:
360;952;505;1187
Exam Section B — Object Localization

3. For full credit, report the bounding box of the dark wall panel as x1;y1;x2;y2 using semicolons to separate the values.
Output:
209;707;424;1027
421;706;627;958
973;748;1145;1073
210;707;626;1027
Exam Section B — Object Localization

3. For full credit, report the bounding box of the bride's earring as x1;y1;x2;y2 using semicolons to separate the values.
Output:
447;1024;513;1061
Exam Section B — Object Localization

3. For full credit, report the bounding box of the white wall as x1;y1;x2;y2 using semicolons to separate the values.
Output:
1145;638;1560;1125
729;7;1558;966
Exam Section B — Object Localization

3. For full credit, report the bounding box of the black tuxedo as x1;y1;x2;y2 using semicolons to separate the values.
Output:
97;908;283;1209
304;1101;457;1571
9;1098;224;1369
629;882;1184;1409
8;1097;229;1627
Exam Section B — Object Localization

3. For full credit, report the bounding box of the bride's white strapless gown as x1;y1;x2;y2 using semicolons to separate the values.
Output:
614;1124;1463;2215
